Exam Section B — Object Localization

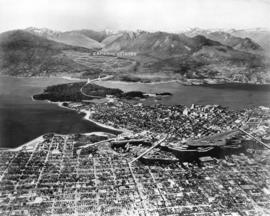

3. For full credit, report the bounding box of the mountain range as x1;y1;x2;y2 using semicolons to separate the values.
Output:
0;27;269;83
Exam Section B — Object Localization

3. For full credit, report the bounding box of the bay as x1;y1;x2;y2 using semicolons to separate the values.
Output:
0;76;115;148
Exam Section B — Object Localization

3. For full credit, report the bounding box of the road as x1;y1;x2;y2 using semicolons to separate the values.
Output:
35;135;54;188
80;75;113;98
129;134;169;164
238;127;270;150
220;114;270;149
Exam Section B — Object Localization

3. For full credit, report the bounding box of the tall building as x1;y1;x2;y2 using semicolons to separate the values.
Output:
183;107;189;116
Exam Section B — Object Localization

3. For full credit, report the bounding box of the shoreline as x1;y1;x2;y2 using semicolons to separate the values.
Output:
53;101;124;133
96;79;182;86
3;76;269;151
33;94;124;133
3;94;268;152
0;135;45;152
79;109;126;134
0;129;117;152
0;74;86;81
2;74;270;87
1;97;124;152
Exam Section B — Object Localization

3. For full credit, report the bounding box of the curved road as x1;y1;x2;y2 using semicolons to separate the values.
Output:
80;75;113;99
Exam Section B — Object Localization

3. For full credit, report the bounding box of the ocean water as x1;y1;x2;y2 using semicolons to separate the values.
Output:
1;77;269;148
0;76;116;148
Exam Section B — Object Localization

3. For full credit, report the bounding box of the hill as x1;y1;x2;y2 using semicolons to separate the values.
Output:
26;27;103;49
0;30;97;77
1;28;269;84
228;28;270;56
102;31;221;58
101;30;269;83
185;29;263;53
71;29;109;42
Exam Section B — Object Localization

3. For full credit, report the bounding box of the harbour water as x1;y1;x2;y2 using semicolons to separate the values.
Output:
96;80;270;109
0;77;269;148
0;76;116;148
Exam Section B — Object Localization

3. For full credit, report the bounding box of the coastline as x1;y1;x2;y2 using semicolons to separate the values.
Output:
0;74;86;81
33;94;124;133
80;109;125;134
3;76;269;151
0;135;44;152
96;79;182;86
0;130;117;152
2;74;269;87
1;96;122;152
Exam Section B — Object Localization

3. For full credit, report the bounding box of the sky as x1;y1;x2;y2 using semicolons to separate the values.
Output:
0;0;270;33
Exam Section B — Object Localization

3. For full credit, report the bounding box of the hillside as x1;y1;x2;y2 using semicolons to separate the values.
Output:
228;28;270;56
143;45;267;82
71;29;109;42
185;29;263;53
0;30;97;77
101;31;269;83
48;32;103;49
102;31;221;58
26;27;103;49
1;28;269;84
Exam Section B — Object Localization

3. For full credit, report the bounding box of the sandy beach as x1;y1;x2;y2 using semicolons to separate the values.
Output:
1;135;45;152
43;100;125;134
80;109;124;133
43;100;124;133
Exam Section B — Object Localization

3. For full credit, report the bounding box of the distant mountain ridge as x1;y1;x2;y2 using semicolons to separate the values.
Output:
25;27;268;54
102;31;223;57
228;28;270;56
25;27;106;49
185;29;263;53
0;27;269;83
99;30;268;82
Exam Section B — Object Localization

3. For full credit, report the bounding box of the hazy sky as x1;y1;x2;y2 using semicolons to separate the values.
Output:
0;0;270;32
